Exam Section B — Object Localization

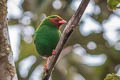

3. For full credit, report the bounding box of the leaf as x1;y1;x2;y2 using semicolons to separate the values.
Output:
107;0;120;10
104;73;120;80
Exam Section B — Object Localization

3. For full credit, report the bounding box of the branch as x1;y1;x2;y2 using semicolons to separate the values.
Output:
0;0;18;80
42;0;90;80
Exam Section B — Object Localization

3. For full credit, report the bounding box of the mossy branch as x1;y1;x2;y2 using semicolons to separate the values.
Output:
42;0;90;80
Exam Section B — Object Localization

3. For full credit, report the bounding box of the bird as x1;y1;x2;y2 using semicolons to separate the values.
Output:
34;15;67;70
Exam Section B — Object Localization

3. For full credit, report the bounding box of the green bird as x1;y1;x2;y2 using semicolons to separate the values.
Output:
34;15;67;69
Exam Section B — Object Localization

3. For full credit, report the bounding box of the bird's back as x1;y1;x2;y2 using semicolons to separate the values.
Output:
34;25;61;57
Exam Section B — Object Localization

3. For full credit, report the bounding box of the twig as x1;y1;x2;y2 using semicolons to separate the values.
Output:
42;0;90;80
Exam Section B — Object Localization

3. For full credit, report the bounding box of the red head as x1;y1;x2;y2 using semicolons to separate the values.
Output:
49;16;67;28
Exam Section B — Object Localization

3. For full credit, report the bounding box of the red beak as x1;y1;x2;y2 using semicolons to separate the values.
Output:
58;20;67;24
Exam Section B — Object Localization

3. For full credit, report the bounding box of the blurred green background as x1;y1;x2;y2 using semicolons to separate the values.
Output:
7;0;120;80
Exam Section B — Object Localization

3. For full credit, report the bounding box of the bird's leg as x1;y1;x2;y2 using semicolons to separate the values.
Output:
52;49;56;55
44;50;56;70
44;57;49;71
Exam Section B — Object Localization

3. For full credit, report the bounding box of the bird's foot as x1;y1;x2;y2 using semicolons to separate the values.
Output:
44;58;49;71
52;50;56;55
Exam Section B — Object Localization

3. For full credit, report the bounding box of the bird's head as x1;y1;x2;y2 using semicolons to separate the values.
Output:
44;15;67;29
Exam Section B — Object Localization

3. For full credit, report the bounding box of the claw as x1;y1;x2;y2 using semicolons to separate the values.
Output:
52;50;56;55
44;58;49;71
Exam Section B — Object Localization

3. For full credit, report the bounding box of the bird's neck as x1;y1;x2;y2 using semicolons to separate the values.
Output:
42;20;60;29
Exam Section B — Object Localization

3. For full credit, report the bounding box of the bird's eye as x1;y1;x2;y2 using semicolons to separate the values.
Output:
55;18;59;22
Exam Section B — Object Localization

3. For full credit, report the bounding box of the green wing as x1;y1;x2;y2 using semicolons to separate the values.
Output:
34;25;61;56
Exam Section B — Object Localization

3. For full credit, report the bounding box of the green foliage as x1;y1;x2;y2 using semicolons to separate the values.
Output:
104;73;120;80
107;0;120;10
19;40;38;61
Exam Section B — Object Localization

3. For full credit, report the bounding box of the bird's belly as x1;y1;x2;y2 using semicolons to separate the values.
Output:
34;33;60;57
